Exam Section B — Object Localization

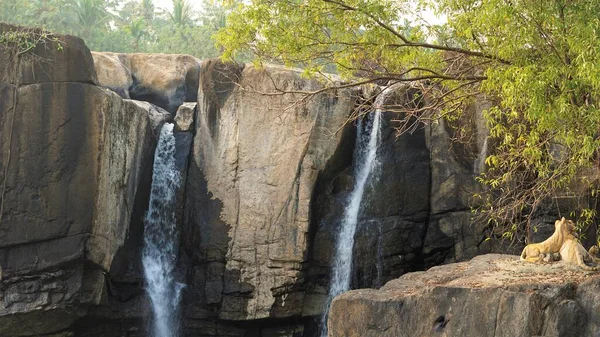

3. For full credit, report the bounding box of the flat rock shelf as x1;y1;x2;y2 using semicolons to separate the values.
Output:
329;254;600;337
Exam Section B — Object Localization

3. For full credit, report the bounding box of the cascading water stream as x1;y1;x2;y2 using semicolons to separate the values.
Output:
320;89;387;336
142;123;184;337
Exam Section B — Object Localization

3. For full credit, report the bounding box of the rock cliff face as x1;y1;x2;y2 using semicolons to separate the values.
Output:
4;23;598;337
0;24;170;336
328;254;600;337
423;98;494;266
182;60;358;333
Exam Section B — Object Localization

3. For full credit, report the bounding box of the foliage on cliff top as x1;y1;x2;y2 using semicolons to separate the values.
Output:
0;27;61;56
216;0;600;243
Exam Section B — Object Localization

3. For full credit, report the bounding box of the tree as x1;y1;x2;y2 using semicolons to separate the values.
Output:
140;0;155;23
66;0;112;38
168;0;193;27
216;0;600;242
0;0;229;57
123;16;147;51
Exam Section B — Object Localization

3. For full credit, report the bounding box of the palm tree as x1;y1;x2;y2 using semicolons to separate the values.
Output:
123;17;147;51
67;0;111;38
25;0;61;28
140;0;154;23
168;0;192;27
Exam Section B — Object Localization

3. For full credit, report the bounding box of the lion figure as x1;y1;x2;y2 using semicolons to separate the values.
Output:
560;239;599;271
520;217;576;262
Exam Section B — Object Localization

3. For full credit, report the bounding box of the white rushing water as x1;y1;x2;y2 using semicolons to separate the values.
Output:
320;90;386;336
142;123;184;337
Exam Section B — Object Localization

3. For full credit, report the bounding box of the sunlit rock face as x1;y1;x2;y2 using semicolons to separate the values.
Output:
92;51;201;113
329;254;599;337
174;102;196;132
183;59;358;325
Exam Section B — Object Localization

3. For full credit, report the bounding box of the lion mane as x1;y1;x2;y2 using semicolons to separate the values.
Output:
520;217;576;262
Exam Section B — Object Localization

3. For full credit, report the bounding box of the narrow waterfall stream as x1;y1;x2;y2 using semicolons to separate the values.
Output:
142;123;184;337
320;92;386;336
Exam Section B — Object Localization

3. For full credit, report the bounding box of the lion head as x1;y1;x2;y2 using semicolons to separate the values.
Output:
555;217;577;239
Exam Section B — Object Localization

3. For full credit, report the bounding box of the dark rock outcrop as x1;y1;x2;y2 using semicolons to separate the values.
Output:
306;85;432;313
0;25;169;336
422;98;493;266
0;23;97;85
329;254;600;337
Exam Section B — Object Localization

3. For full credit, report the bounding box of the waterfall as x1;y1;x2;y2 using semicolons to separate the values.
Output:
320;90;386;336
142;123;184;337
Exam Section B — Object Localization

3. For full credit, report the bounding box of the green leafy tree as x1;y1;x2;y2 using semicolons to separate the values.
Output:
24;0;67;29
216;0;600;242
0;0;28;25
168;0;193;27
123;16;147;51
140;0;155;23
66;0;112;38
0;0;228;57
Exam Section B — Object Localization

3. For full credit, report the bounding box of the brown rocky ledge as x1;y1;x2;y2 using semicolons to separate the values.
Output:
328;254;600;337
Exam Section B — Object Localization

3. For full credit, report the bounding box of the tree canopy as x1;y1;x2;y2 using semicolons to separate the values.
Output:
216;0;600;242
0;0;232;58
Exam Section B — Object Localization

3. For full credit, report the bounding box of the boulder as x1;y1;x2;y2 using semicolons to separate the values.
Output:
91;52;201;113
0;23;96;85
184;59;357;322
174;102;196;132
91;51;132;98
0;80;169;336
329;254;598;337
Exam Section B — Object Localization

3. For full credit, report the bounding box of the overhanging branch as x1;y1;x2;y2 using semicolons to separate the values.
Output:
322;0;512;65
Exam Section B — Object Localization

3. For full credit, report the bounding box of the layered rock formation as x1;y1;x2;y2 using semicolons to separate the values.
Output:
0;24;170;336
423;98;494;266
328;254;600;337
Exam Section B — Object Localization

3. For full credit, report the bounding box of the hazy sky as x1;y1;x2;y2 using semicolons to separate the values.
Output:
151;0;445;25
153;0;203;12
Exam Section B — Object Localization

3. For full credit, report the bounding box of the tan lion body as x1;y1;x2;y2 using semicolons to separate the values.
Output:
520;218;576;262
560;239;599;271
